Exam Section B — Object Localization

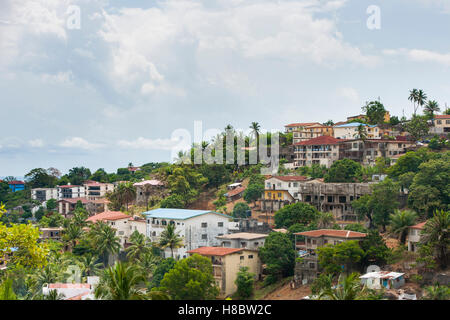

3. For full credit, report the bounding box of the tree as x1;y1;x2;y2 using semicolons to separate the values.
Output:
90;168;109;182
63;223;84;249
67;167;92;185
158;254;219;300
317;241;364;275
259;232;296;285
46;198;57;211
362;100;387;125
324;159;362;183
232;202;250;219
389;116;400;126
235;266;255;299
0;278;17;300
159;223;183;259
126;230;152;262
149;258;176;289
371;178;400;232
250;122;261;163
406;115;429;142
274;202;320;229
389;210;418;244
316;272;369;300
424;100;440;120
409;89;427;115
24;168;58;188
94;262;146;300
243;183;264;207
77;253;102;278
354;124;368;141
422;284;450;300
43;289;66;300
387;150;429;178
420;210;450;269
160;194;185;209
344;223;368;233
359;230;391;268
87;221;121;266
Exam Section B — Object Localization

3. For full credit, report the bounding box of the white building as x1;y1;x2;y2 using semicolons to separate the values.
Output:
83;181;115;200
42;276;99;300
58;185;86;200
31;188;58;202
407;221;427;252
264;175;309;199
333;122;381;140
216;232;268;250
143;208;232;259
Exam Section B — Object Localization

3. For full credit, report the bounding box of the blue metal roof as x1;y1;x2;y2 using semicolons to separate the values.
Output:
334;122;377;128
142;208;232;220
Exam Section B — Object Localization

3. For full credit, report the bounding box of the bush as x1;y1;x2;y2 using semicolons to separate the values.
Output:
235;267;255;299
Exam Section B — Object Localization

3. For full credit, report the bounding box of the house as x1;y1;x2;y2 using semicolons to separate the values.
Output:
42;276;99;300
227;182;243;190
31;187;58;202
285;122;334;144
294;229;367;283
224;186;246;202
86;211;141;247
293;135;342;168
429;114;450;134
143;208;232;259
57;184;86;200
333;122;381;140
360;271;405;290
7;180;25;192
39;227;63;241
133;179;164;206
187;246;262;297
216;232;268;250
407;221;427;252
83;181;114;200
128;166;141;173
261;176;308;214
58;197;109;216
347;111;390;123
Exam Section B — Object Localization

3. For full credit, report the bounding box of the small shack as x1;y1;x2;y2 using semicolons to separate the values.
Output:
360;271;405;290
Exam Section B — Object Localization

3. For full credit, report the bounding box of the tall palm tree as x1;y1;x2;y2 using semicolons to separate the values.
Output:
389;209;418;245
77;253;103;278
317;212;335;229
43;289;66;300
408;89;418;115
126;231;152;262
250;122;261;163
354;124;368;141
120;182;136;211
317;273;368;300
416;89;428;114
159;223;183;259
88;222;121;267
424;100;440;121
137;252;161;282
63;223;84;249
420;210;450;269
94;262;146;300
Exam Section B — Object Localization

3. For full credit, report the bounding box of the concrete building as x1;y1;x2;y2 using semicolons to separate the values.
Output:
39;227;63;241
31;187;58;202
83;181;114;200
187;246;262;297
294;229;367;284
143;208;232;259
6;180;25;192
216;232;268;250
293;136;342;168
58;197;109;216
407;221;427;252
333;122;381;140
58;185;86;199
42;277;99;300
133;180;164;206
430;114;450;134
285;122;334;144
360;271;405;290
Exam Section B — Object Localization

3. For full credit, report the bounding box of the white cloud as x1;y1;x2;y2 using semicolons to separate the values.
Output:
117;137;185;151
337;87;360;103
29;139;44;147
60;137;105;150
383;48;450;67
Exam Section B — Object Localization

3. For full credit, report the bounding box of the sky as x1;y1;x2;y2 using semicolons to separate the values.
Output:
1;0;450;176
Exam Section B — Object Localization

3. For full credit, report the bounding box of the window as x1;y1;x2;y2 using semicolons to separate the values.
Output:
248;255;254;259
201;222;207;228
312;240;316;245
201;234;207;240
218;222;224;227
240;256;244;260
309;263;315;269
162;220;167;225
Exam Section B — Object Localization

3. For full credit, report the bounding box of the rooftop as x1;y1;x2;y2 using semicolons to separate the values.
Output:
7;180;25;185
143;208;232;220
86;211;130;223
360;271;404;280
225;186;246;197
216;232;268;240
268;175;308;182
435;115;450;119
285;122;322;128
294;229;367;238
188;247;243;256
410;221;427;230
334;122;377;128
294;135;343;146
133;179;163;186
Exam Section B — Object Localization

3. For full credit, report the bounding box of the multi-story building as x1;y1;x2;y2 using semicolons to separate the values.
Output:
83;181;114;200
285;122;334;144
338;139;413;166
187;246;262;297
58;197;109;216
430;115;450;135
333;122;381;140
407;221;426;252
294;229;367;284
133;180;164;206
31;187;58;202
58;185;86;199
216;232;268;250
293;136;342;168
143;208;232;259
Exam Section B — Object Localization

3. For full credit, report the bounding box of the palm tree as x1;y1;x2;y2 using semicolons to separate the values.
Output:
416;89;428;114
317;212;335;229
63;223;84;250
119;182;136;211
159;223;183;259
424;100;440;121
408;89;419;115
422;284;450;300
389;209;418;245
77;253;102;278
317;273;368;300
249;122;261;162
420;210;450;269
354;124;368;141
136;252;161;282
94;262;146;300
126;231;152;262
43;289;66;300
88;222;121;266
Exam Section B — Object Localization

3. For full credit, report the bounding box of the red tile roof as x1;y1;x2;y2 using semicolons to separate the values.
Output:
226;186;246;197
49;283;91;289
188;247;243;256
294;135;343;146
285;122;321;127
86;211;130;223
270;175;308;182
7;180;25;185
435;115;450;119
59;197;89;204
294;229;367;238
410;221;427;230
58;185;81;188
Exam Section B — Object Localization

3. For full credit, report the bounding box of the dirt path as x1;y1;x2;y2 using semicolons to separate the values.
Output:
263;283;311;300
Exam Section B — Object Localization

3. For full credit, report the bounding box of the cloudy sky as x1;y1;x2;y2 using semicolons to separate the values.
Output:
1;0;450;176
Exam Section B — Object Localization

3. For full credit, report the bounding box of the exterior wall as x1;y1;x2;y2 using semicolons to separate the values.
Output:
84;183;114;200
290;125;333;144
219;237;266;250
264;177;302;199
146;213;230;259
430;117;450;134
334;126;381;140
407;228;421;252
105;218;132;247
32;188;58;202
58;186;86;200
293;144;339;168
9;183;25;192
